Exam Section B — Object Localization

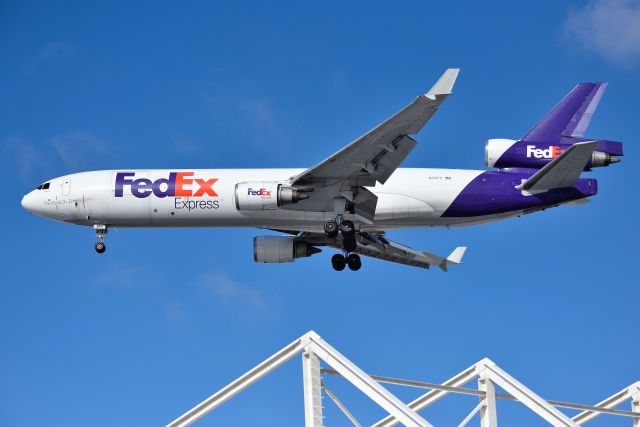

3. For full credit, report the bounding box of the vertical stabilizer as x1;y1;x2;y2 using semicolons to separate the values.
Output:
522;83;607;143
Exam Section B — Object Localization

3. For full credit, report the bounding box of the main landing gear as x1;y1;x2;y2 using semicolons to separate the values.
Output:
326;216;361;271
94;224;107;254
324;218;357;251
331;253;361;271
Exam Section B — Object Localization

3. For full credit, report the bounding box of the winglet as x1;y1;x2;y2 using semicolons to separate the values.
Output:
447;246;467;264
427;68;460;96
437;246;467;272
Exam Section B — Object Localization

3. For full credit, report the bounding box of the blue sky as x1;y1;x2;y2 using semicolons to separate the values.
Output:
1;1;639;426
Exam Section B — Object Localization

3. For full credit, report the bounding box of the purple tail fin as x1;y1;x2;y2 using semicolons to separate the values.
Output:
522;83;608;143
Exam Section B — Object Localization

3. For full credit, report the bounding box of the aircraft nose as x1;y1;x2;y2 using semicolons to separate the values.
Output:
21;192;36;212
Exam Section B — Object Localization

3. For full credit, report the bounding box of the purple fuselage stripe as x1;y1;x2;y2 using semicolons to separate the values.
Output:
442;171;597;217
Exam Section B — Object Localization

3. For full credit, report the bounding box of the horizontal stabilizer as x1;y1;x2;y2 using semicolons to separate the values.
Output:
562;198;591;206
517;141;597;192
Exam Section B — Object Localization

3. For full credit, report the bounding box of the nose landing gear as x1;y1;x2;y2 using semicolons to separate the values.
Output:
94;224;107;254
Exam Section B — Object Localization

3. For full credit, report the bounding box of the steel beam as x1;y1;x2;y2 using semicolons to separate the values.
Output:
166;336;308;427
371;364;477;427
477;358;578;427
632;391;639;427
478;377;498;427
571;382;640;425
322;382;362;427
303;350;324;427
305;331;433;427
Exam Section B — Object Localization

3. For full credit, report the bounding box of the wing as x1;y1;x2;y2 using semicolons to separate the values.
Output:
288;69;460;221
295;232;466;271
347;232;466;271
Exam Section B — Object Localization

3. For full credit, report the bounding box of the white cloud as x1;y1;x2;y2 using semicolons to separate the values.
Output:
564;0;640;65
165;301;190;328
90;264;144;288
3;135;47;182
199;273;266;311
4;131;115;183
27;42;75;72
201;82;293;151
236;97;289;147
50;131;113;170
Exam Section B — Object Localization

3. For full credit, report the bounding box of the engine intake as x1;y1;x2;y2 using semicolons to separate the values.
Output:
235;182;308;211
253;236;321;263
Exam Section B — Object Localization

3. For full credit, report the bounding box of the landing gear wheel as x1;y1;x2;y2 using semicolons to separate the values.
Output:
95;241;106;254
339;220;355;236
343;237;357;253
93;224;108;254
324;220;338;237
347;254;361;271
331;254;346;271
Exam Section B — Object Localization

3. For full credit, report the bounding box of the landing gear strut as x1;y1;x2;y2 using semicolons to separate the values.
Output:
327;215;361;271
94;224;107;254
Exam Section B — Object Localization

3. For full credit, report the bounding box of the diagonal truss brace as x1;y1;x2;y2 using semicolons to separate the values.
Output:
373;357;579;427
166;331;433;427
373;364;478;427
572;381;640;425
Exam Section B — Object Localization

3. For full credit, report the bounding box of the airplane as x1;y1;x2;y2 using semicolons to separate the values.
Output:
21;69;623;271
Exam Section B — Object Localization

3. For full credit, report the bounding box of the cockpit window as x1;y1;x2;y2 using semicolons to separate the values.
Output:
36;182;50;190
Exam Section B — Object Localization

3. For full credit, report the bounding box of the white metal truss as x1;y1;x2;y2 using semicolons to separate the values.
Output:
571;381;640;425
166;331;432;427
167;331;639;427
302;350;324;427
372;358;578;427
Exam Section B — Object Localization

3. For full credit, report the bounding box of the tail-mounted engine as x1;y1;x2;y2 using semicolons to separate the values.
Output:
235;182;308;211
253;236;321;263
485;138;623;170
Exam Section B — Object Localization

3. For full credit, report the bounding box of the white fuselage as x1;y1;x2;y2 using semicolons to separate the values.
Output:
21;168;523;232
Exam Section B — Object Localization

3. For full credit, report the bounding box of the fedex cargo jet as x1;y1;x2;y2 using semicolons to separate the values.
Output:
21;70;622;271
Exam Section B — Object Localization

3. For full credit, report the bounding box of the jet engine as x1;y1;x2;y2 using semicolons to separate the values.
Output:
235;182;308;210
253;236;321;263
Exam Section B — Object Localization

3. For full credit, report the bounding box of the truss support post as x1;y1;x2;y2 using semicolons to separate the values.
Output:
479;377;498;427
303;350;324;427
632;391;639;427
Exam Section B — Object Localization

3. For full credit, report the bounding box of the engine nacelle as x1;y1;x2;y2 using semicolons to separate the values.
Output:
485;138;622;170
253;236;321;263
485;139;518;168
235;182;308;211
